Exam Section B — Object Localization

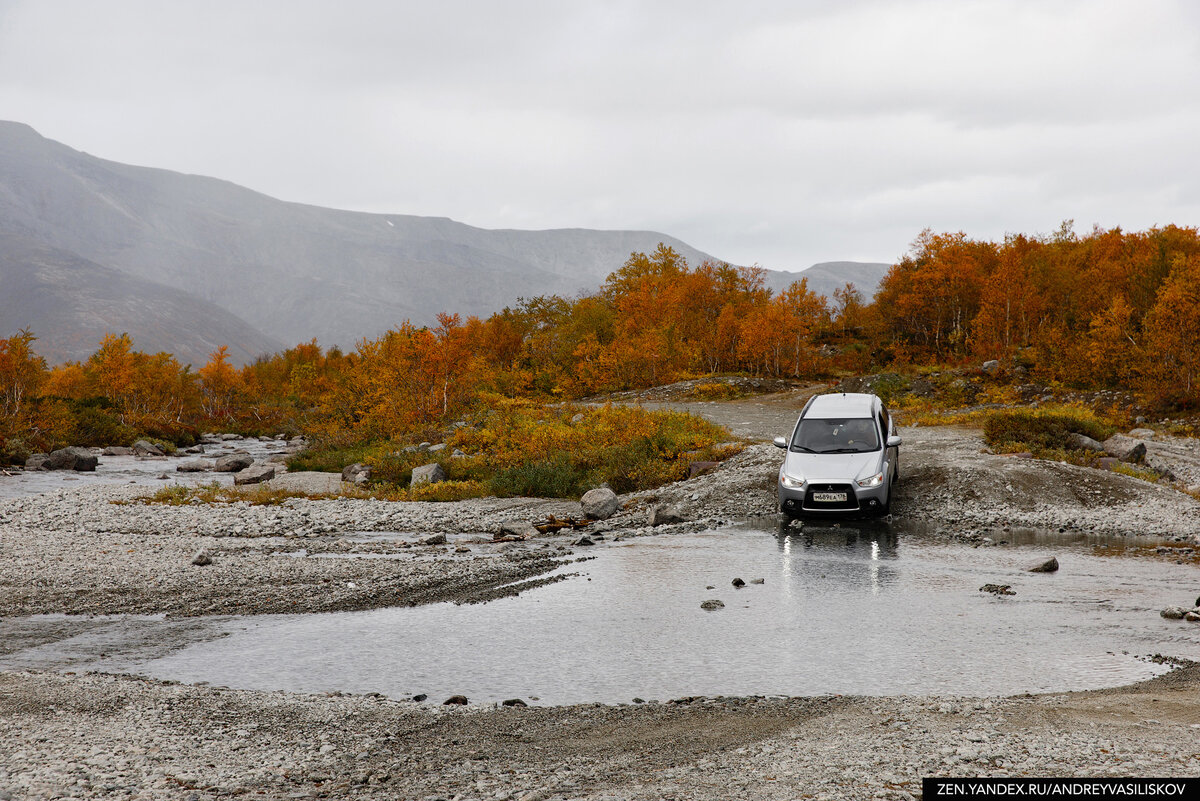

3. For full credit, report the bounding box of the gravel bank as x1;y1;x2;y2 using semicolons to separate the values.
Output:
2;666;1198;800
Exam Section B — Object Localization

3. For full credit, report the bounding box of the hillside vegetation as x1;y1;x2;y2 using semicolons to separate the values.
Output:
3;224;1198;488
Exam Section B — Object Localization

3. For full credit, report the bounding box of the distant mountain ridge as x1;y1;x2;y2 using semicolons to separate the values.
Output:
0;121;891;364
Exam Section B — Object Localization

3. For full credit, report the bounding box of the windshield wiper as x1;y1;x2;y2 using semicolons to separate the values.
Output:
790;445;817;453
824;447;867;453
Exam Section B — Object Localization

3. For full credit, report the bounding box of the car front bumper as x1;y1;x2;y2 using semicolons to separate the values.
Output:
779;478;889;515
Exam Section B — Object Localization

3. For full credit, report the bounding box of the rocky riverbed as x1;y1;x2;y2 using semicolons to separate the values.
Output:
3;395;1200;799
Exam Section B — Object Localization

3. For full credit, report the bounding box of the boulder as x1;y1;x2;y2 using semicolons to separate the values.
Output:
647;504;685;526
24;453;49;471
731;577;746;588
410;463;447;487
1103;435;1146;464
422;533;447;546
341;463;372;485
234;463;277;485
176;459;209;473
132;439;165;457
102;446;134;456
1028;556;1059;573
580;487;619;520
981;359;1000;374
213;453;254;473
46;447;98;471
183;445;204;454
1066;433;1104;452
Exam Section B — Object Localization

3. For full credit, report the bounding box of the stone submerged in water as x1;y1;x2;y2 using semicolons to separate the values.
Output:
980;583;1016;596
580;487;619;520
213;453;254;473
1028;556;1059;573
46;447;98;471
102;445;133;456
501;698;528;707
176;459;209;473
731;577;746;588
1160;606;1188;620
443;695;468;706
700;599;725;610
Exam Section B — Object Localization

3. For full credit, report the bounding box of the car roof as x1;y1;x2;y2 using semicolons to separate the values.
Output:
804;392;878;419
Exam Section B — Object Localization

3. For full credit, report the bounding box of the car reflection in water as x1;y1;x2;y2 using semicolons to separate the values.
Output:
771;518;900;597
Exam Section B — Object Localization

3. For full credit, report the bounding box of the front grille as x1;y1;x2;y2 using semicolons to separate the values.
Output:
803;483;859;510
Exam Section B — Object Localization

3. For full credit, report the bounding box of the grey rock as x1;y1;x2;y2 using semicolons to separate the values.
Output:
647;504;685;526
700;599;725;610
418;442;431;452
1160;606;1187;619
102;446;134;456
443;695;468;706
213;453;254;473
498;521;539;539
132;439;165;456
732;577;746;588
1066;433;1104;452
422;533;447;546
183;445;204;454
580;487;619;520
1185;611;1200;622
571;413;585;424
501;698;528;707
1128;428;1156;438
220;433;242;441
451;449;467;458
1103;435;1147;464
750;578;765;585
191;549;212;566
176;459;209;473
1028;557;1059;573
980;583;1016;596
46;446;98;471
341;463;371;484
410;463;446;487
234;463;277;485
24;453;49;470
573;536;595;546
981;359;1000;374
412;694;428;702
427;443;446;453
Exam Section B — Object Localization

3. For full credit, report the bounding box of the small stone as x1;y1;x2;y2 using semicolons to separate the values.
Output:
410;462;446;487
1028;556;1059;573
749;578;765;585
176;459;209;473
234;463;277;485
573;536;595;547
632;697;645;704
191;549;212;566
1159;607;1187;619
501;698;528;707
422;533;447;546
700;599;725;610
979;583;1015;596
731;577;746;588
443;695;468;705
648;504;685;526
412;694;428;702
1184;611;1200;622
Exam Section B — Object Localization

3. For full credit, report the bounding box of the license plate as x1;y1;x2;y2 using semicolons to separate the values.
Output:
812;492;847;503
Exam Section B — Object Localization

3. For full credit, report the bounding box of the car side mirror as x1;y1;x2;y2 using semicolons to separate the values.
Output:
773;436;788;449
886;435;902;448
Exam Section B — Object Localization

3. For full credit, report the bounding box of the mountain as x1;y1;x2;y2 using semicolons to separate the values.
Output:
0;233;283;366
763;261;892;300
0;122;723;352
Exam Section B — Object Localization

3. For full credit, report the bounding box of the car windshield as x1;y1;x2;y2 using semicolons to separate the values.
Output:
791;417;880;453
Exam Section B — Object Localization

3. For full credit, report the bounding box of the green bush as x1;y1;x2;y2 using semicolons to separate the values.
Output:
983;409;1115;453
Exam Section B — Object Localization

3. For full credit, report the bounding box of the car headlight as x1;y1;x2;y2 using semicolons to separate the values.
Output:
856;471;884;488
780;471;806;489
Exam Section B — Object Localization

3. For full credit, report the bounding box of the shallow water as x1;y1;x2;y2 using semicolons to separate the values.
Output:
8;521;1196;705
0;439;284;499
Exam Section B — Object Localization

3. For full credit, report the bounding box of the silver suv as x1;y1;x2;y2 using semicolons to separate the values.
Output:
774;392;901;518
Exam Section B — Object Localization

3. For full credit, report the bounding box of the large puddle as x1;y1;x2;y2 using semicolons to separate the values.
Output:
5;522;1198;705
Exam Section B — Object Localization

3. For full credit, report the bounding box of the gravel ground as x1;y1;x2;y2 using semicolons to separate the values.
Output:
4;394;1200;799
1;666;1198;801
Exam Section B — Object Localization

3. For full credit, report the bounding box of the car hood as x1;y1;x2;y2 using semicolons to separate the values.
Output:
783;450;882;483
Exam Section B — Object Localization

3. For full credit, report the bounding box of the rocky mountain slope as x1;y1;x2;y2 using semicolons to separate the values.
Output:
0;121;890;361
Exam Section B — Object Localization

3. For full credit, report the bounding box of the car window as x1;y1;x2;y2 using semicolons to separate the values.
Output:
791;417;880;453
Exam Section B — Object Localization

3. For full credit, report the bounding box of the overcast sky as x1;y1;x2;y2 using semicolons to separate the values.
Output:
3;0;1199;272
